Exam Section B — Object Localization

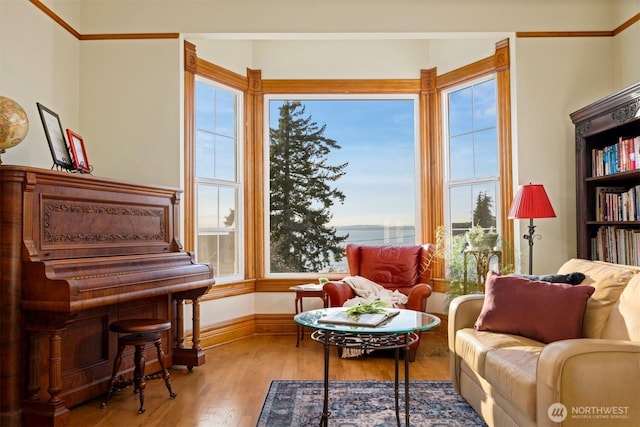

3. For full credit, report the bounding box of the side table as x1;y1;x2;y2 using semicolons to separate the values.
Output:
290;284;328;347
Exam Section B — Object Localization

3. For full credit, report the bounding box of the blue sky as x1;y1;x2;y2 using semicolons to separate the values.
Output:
269;98;417;227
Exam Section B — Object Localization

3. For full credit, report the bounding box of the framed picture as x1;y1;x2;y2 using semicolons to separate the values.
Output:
37;103;73;170
66;129;91;173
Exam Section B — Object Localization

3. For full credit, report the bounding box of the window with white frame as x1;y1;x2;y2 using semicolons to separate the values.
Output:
265;96;419;275
194;77;243;281
443;76;500;239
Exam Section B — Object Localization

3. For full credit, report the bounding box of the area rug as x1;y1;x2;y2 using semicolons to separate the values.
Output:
256;380;487;426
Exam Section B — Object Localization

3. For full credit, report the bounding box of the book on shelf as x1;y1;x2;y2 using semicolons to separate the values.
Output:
595;186;626;221
592;226;640;266
591;135;640;177
317;309;400;327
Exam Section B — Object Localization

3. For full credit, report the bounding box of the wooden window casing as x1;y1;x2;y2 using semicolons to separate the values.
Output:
183;39;512;295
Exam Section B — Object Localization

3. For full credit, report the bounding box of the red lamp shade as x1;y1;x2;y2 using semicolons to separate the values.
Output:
508;184;556;219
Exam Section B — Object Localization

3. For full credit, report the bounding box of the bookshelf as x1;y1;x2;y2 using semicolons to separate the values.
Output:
570;82;640;266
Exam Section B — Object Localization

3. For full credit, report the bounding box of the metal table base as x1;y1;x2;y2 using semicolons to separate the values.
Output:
310;330;420;427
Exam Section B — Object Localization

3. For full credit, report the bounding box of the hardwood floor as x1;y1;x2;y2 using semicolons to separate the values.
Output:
67;333;451;427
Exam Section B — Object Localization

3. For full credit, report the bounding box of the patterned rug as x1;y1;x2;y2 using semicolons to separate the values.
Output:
256;380;487;426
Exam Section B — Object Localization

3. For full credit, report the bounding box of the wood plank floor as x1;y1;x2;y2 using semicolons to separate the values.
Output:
67;333;451;427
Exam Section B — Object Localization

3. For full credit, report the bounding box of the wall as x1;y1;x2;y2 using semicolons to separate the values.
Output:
1;1;639;324
79;39;182;187
514;37;615;273
0;0;80;169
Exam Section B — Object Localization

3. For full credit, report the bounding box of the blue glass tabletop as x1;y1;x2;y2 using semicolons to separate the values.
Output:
294;307;441;334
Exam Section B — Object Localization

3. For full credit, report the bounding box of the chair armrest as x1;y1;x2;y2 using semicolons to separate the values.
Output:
406;283;432;311
322;281;355;307
537;339;640;427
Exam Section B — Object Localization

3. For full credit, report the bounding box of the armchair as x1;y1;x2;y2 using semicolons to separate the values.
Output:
323;243;435;361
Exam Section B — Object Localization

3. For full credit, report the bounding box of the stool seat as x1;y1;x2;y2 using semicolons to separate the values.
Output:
101;318;176;414
110;319;171;334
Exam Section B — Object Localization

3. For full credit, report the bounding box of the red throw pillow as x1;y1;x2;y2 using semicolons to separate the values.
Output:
475;271;595;343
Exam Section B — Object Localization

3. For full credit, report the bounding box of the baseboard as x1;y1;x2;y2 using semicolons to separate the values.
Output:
194;312;448;350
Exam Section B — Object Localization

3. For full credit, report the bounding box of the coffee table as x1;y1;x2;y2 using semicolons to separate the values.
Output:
294;307;441;427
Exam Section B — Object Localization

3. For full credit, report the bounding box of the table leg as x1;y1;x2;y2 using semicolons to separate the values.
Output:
404;333;410;426
295;295;303;347
394;347;400;427
321;331;330;427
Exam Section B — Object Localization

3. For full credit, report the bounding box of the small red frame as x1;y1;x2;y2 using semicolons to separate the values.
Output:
65;129;91;173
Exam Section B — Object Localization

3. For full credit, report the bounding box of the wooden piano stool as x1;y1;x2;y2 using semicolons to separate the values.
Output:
101;319;177;414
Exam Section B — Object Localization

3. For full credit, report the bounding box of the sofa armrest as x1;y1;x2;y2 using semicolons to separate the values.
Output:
537;339;640;427
322;281;355;307
448;294;485;349
406;283;432;312
447;294;485;392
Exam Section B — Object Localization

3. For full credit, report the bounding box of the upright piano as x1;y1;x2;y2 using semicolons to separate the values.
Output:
0;166;215;427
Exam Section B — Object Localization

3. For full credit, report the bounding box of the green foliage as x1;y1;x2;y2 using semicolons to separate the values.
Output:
443;233;477;307
435;226;511;309
269;101;349;272
345;300;388;316
466;225;499;249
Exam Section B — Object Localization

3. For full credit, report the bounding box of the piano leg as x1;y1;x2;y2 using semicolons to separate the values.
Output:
171;290;207;370
22;325;71;427
27;332;41;401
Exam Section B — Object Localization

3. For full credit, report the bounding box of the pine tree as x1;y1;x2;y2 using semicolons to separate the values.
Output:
269;101;349;272
472;191;496;228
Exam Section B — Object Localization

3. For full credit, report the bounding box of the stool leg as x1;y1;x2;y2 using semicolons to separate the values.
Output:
101;341;126;409
134;343;147;414
154;341;177;399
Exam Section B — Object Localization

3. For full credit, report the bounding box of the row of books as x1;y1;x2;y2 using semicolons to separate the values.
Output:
591;226;640;266
595;185;640;221
591;135;640;177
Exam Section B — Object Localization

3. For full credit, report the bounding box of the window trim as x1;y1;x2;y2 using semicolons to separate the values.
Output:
193;76;245;283
183;39;512;293
442;74;501;236
431;39;514;281
263;94;421;277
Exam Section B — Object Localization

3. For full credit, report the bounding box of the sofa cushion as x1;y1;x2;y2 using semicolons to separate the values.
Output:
455;328;544;378
484;345;542;421
475;271;595;343
601;273;640;341
557;259;640;338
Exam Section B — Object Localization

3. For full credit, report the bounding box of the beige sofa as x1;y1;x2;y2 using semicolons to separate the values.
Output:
448;259;640;427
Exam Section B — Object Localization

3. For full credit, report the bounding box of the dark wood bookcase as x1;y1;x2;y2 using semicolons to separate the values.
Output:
570;82;640;265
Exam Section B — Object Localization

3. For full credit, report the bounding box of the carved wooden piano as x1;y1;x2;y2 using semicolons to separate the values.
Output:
0;166;214;427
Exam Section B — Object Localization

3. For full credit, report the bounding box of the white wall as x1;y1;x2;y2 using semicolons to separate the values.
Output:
79;39;182;187
78;1;619;34
513;37;617;273
2;1;639;321
0;0;80;169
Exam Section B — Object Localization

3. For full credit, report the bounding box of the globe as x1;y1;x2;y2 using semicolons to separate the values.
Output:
0;96;29;164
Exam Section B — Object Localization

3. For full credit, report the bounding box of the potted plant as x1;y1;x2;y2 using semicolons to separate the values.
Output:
465;225;499;250
433;226;512;309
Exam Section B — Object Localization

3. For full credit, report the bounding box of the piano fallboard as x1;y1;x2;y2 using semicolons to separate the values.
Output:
22;252;214;312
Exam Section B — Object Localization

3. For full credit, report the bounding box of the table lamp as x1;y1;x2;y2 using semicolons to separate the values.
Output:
508;183;556;275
